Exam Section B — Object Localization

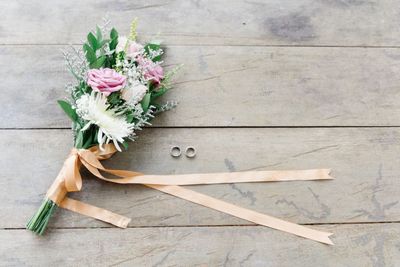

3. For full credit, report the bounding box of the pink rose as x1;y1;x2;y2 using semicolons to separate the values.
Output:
138;57;164;84
87;68;126;96
126;42;143;59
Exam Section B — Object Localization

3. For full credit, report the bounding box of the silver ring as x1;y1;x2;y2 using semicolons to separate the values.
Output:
170;146;181;157
185;146;196;158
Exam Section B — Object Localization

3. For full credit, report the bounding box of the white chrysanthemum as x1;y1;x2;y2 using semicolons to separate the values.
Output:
76;92;134;151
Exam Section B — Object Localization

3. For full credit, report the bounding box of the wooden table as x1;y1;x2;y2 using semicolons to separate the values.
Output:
1;1;400;266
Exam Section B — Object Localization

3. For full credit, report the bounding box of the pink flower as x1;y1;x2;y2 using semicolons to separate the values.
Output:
116;36;144;59
87;68;126;96
126;42;143;59
138;57;164;84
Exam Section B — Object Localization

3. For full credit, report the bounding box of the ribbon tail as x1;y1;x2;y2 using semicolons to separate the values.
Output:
59;197;131;228
147;184;334;245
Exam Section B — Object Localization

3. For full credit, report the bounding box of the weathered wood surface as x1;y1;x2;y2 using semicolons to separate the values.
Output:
1;0;400;46
1;224;400;266
2;45;400;128
2;128;399;229
2;0;400;265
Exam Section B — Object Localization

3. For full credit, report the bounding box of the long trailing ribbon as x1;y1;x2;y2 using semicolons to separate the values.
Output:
46;144;334;245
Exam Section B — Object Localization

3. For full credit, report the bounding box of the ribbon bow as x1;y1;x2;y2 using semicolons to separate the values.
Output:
46;144;334;245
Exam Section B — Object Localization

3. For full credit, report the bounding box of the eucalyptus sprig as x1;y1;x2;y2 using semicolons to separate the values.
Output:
83;26;119;69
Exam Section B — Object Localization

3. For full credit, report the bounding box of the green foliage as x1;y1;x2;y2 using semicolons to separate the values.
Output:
96;26;102;41
57;100;78;122
83;44;96;63
109;28;118;51
83;26;113;69
109;28;119;67
125;111;135;123
110;27;118;40
141;93;151;112
80;124;99;149
87;32;98;50
122;141;129;150
73;81;91;100
144;42;162;62
90;55;107;69
150;86;167;101
107;91;125;110
75;130;84;148
58;99;100;149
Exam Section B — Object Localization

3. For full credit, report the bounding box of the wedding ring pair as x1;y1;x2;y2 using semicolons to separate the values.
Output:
170;146;196;158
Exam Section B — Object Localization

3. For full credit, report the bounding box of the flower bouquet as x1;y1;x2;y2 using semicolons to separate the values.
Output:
27;20;334;245
26;19;177;234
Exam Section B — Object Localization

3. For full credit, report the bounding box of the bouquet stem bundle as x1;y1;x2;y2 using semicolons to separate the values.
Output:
26;199;57;235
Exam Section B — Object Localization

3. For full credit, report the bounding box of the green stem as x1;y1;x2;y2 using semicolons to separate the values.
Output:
27;141;90;235
26;198;57;235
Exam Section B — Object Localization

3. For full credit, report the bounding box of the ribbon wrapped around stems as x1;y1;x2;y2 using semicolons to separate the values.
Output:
45;144;334;245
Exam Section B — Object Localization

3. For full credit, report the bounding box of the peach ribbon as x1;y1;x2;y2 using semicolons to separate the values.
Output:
46;144;334;245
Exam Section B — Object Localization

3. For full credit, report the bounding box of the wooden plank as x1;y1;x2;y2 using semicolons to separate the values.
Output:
2;45;400;128
1;224;399;266
2;128;400;228
1;0;400;46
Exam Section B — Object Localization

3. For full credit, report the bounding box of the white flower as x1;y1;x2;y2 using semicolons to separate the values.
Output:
116;36;128;53
76;92;134;151
121;83;147;106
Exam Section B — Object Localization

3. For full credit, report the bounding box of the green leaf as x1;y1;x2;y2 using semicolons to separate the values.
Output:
144;43;160;52
75;131;84;149
81;125;98;149
144;43;162;62
87;32;98;50
141;93;151;112
90;55;106;69
110;28;118;40
96;26;102;41
57;100;78;122
82;132;93;149
109;28;119;51
153;55;162;62
110;39;118;51
83;44;96;64
151;87;167;100
122;141;129;150
107;91;124;108
126;113;134;123
98;39;110;49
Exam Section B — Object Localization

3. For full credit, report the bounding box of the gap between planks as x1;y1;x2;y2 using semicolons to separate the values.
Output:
3;44;400;49
2;126;400;130
3;221;400;231
0;221;400;231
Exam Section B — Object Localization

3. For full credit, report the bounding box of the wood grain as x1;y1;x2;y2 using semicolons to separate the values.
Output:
2;45;400;128
1;0;400;46
2;128;399;229
1;224;399;266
